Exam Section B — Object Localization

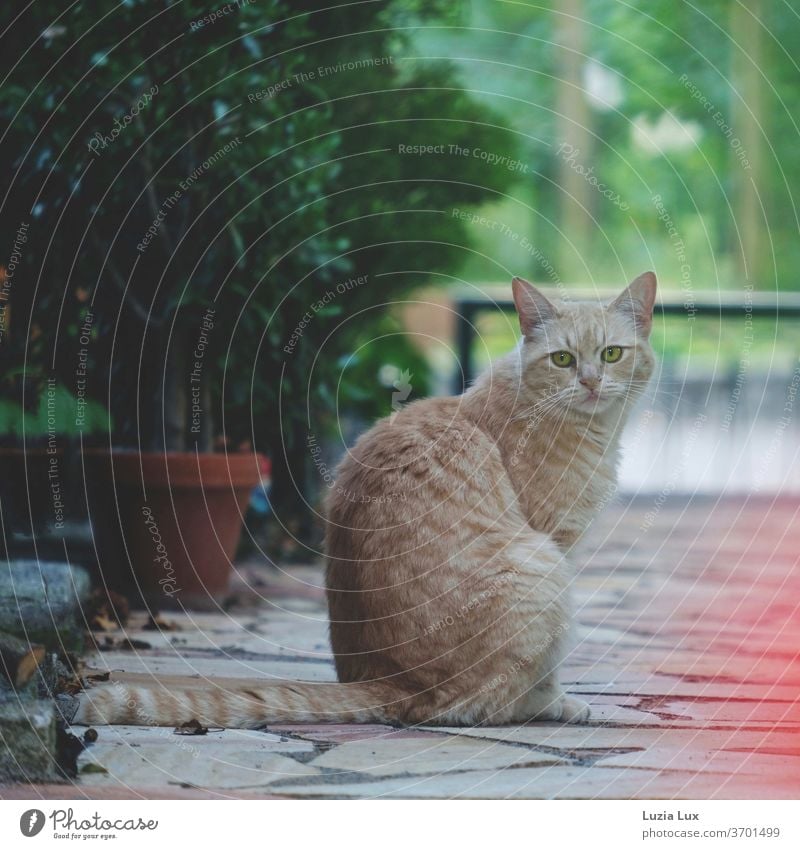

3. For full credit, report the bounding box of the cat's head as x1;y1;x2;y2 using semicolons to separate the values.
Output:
511;273;657;419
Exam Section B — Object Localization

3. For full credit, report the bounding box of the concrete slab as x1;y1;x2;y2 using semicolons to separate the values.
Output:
11;496;797;799
311;736;566;777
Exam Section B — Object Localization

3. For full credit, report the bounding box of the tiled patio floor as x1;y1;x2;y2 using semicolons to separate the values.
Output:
3;496;799;799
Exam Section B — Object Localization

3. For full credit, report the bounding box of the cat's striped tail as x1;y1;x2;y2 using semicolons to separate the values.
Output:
73;672;398;728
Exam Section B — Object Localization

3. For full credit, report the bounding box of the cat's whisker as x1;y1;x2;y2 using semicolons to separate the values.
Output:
512;387;574;422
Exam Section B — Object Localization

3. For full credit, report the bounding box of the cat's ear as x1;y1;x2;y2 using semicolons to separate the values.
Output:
512;277;556;337
610;271;657;335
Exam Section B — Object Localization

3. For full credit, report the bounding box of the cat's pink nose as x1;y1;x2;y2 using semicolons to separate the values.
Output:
579;371;599;390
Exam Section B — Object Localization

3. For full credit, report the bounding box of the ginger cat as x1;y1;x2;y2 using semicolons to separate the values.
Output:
75;273;656;728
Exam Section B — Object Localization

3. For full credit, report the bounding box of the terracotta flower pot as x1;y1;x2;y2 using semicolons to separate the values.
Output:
0;447;66;542
86;450;263;610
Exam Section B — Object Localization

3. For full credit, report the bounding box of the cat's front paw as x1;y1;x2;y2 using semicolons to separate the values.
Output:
558;694;591;724
528;691;591;724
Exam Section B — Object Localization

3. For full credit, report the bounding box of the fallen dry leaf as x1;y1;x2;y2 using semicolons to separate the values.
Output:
84;671;111;684
143;615;180;632
80;763;108;775
90;613;119;632
174;718;223;736
95;636;152;652
121;638;152;651
84;588;130;630
58;676;83;696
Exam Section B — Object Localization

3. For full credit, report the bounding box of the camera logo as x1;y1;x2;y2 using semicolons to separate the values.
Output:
19;810;46;837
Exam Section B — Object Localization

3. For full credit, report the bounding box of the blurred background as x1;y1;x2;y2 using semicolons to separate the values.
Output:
1;0;798;575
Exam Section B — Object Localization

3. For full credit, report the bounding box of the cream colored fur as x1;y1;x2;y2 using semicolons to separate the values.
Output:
76;273;656;728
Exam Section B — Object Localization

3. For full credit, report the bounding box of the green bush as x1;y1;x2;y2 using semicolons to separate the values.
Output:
0;1;517;534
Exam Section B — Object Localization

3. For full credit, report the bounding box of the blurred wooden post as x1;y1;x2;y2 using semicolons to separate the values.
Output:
730;0;768;287
554;0;592;279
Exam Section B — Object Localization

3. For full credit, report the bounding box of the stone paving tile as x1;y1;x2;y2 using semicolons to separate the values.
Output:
310;737;566;777
88;654;337;682
76;725;318;791
78;747;317;792
599;747;800;777
581;693;800;725
268;765;788;800
103;613;332;659
84;724;315;752
37;496;799;798
419;724;799;754
573;679;800;701
0;784;282;800
265;723;449;744
641;698;798;725
654;657;800;685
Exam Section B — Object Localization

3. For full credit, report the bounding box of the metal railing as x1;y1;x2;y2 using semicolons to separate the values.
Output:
452;289;800;394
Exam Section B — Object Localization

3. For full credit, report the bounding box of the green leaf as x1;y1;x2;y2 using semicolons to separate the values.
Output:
80;763;108;775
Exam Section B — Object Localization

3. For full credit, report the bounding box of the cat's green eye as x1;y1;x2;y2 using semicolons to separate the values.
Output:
601;345;623;363
550;351;575;368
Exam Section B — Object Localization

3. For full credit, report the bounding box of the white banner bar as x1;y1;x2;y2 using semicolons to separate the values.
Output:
0;799;797;848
